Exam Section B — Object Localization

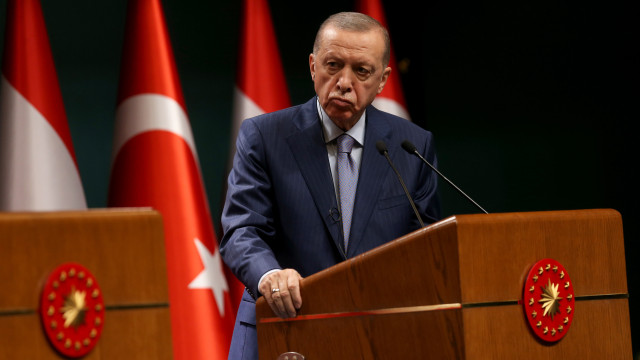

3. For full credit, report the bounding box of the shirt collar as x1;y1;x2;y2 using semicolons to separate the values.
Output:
317;98;366;146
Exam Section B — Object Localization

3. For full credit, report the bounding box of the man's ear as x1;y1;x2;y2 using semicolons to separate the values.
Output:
377;66;392;94
309;53;316;81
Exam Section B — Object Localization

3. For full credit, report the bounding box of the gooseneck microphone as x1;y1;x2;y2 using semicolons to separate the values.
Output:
401;140;488;214
376;140;425;228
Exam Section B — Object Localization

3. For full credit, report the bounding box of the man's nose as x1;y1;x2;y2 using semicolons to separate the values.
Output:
335;70;354;93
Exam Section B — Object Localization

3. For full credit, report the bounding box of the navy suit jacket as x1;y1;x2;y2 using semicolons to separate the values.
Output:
220;97;440;359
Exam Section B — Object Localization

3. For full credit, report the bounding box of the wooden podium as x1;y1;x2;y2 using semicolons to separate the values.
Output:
0;209;172;359
256;209;632;359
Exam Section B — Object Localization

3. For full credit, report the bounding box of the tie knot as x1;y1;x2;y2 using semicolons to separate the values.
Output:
337;134;355;154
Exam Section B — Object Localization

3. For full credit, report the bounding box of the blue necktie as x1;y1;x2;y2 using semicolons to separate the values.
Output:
337;134;358;250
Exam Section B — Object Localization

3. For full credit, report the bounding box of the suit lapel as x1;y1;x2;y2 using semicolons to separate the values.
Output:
346;107;392;256
286;100;344;254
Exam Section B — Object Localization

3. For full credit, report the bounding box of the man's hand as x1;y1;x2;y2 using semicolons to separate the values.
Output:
259;269;303;318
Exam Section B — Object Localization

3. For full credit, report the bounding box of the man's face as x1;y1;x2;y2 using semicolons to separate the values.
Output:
310;26;390;130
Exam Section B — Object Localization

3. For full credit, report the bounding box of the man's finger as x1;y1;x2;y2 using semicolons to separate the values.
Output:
270;285;287;317
277;278;297;318
287;272;303;310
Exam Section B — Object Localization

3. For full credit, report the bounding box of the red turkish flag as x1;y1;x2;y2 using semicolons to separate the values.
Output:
223;0;291;306
0;0;86;211
228;0;291;168
356;0;411;120
108;0;236;358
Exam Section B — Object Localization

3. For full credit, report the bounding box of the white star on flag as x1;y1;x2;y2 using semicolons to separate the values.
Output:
188;238;229;316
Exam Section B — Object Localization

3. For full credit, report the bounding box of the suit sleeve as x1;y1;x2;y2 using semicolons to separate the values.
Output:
220;118;281;299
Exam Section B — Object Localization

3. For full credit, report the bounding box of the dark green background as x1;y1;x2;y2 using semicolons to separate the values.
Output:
1;0;636;355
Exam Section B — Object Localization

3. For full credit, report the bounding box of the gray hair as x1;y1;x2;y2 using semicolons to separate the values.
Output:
313;12;391;67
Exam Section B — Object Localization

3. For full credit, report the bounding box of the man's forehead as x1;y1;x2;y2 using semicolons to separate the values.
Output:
320;25;379;42
318;27;384;58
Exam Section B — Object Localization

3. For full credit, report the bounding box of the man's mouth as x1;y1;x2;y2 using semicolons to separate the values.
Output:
328;97;353;107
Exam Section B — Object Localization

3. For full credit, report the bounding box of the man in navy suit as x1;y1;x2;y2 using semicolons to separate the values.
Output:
220;11;441;359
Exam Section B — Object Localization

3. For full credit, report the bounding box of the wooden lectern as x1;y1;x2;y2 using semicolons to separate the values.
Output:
0;209;172;359
256;209;632;359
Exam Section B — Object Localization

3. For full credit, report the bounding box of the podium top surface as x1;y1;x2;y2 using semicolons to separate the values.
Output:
256;208;626;318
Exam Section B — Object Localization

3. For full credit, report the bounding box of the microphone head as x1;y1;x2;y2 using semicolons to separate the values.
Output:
401;140;417;154
375;140;388;155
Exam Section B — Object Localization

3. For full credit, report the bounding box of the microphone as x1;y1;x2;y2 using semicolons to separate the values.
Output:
401;140;488;214
376;140;425;228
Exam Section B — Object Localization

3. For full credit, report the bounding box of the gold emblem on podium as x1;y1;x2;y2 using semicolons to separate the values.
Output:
523;258;575;342
39;263;105;358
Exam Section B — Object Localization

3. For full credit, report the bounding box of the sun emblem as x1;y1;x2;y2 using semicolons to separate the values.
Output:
61;288;88;328
539;278;563;319
40;263;104;358
523;258;574;342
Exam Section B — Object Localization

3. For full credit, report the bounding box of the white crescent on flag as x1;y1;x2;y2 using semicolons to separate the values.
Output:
372;96;411;121
227;87;266;167
112;94;197;158
0;73;86;211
